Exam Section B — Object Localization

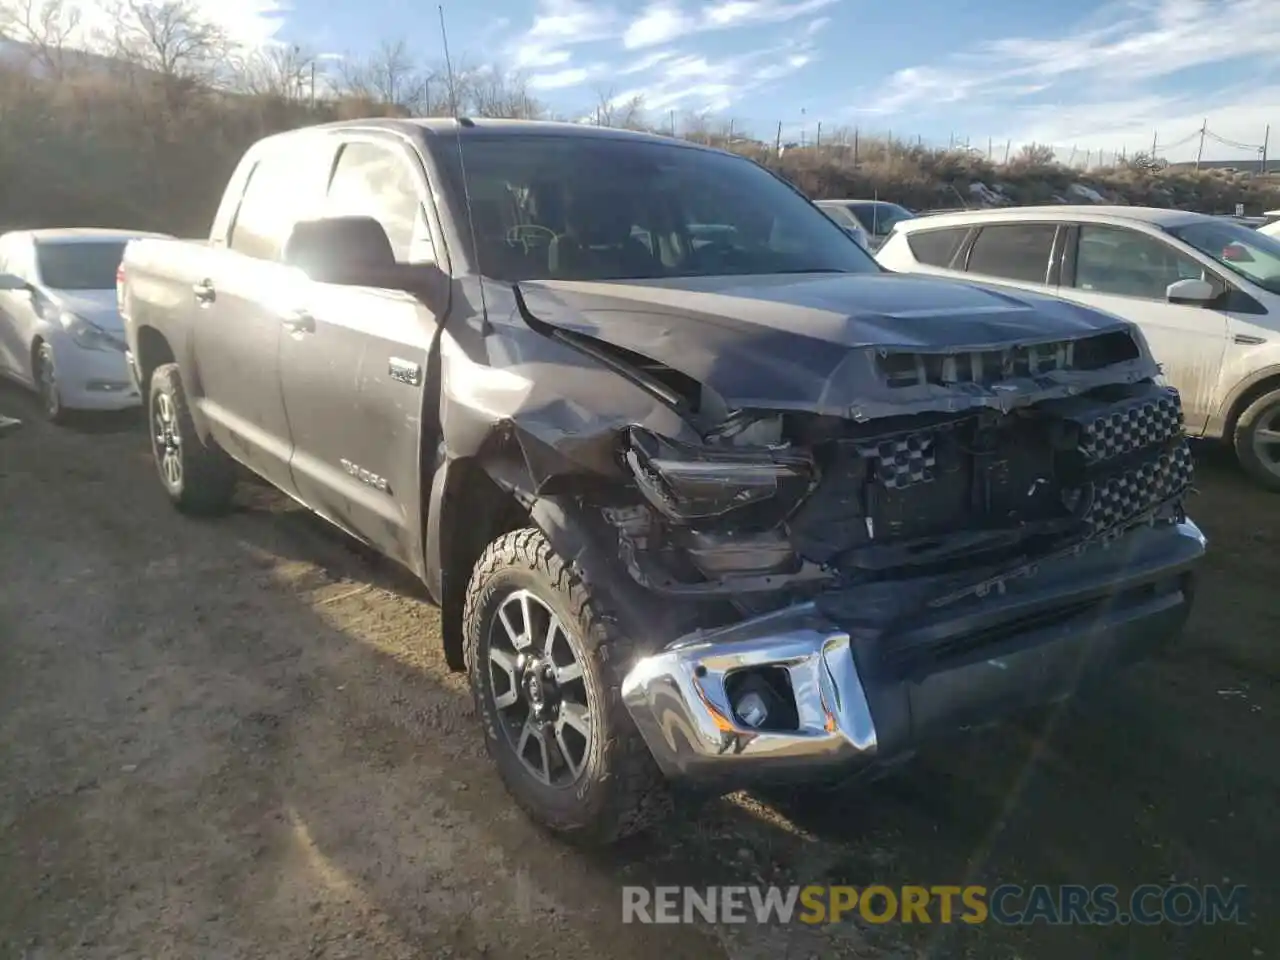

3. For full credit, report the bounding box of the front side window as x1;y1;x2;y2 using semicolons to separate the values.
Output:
326;141;433;264
1074;224;1204;300
966;223;1057;284
431;135;881;282
1166;220;1280;295
34;241;128;290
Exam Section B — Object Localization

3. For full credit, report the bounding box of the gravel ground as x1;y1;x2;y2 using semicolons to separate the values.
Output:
1;384;1277;960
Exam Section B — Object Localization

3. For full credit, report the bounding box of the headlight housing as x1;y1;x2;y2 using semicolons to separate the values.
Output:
60;311;122;352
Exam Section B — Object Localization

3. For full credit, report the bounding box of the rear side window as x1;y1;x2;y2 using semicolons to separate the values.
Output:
906;227;968;268
229;139;334;261
966;223;1057;284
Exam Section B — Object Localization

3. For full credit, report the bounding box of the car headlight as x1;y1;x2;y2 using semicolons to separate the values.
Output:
60;311;122;352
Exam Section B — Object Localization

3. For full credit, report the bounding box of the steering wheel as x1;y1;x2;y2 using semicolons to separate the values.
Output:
505;224;558;253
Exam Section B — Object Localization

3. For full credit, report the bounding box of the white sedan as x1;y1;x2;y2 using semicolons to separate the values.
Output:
0;228;168;422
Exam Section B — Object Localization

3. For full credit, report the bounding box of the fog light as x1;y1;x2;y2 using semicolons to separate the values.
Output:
734;691;769;728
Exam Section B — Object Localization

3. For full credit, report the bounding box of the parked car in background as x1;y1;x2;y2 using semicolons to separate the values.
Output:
0;228;168;421
816;199;916;250
811;201;870;248
120;118;1202;844
877;205;1280;489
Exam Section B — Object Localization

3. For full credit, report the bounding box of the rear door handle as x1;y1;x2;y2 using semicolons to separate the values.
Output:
192;279;216;305
281;309;315;334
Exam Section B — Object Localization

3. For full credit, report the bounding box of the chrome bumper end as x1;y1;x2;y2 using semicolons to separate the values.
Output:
619;603;878;781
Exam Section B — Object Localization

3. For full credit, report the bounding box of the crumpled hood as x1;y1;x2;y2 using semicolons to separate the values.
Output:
515;272;1151;418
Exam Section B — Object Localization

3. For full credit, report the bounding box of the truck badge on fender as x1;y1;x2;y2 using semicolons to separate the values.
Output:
340;459;389;492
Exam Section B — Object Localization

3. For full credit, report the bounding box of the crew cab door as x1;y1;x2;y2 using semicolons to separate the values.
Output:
0;236;34;379
192;135;336;494
1055;223;1229;434
278;134;444;569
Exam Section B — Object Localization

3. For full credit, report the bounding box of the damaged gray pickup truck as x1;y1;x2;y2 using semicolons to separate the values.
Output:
120;118;1206;844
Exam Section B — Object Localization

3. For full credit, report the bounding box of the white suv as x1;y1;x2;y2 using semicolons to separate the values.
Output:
877;205;1280;489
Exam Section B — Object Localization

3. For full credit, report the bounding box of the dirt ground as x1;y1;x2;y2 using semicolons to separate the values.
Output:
1;383;1277;960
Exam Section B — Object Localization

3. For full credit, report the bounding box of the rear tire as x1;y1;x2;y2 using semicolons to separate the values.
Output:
1232;387;1280;492
148;362;236;515
463;528;671;845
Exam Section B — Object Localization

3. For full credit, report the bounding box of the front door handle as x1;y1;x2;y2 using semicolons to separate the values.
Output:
281;309;315;334
192;279;216;305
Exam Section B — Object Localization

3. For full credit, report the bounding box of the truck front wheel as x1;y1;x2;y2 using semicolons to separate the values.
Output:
149;363;236;515
463;528;670;845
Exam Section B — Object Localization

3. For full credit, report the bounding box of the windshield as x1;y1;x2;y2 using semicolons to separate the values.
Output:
851;202;916;236
35;241;128;290
434;135;880;282
1166;220;1280;295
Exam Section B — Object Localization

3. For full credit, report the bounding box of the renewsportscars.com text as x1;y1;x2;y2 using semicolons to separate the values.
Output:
622;884;1249;926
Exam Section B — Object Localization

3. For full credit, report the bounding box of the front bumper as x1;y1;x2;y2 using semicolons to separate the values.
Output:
50;336;140;411
620;518;1205;785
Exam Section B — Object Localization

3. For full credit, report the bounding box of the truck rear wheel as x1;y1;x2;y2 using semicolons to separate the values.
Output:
463;528;670;845
149;363;236;515
1233;387;1280;492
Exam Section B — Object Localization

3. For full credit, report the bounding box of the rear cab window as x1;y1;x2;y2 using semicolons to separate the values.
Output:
227;136;336;261
965;222;1058;285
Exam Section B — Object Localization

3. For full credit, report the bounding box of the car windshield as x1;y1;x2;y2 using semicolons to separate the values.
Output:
433;135;881;282
35;241;128;290
852;202;915;236
1165;220;1280;295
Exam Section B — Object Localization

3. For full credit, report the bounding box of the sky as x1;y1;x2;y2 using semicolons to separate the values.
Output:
68;0;1280;163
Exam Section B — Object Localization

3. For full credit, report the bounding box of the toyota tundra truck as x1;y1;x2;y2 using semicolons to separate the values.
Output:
120;118;1206;845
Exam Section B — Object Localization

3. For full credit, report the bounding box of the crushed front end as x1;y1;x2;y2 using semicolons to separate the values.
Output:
611;329;1206;785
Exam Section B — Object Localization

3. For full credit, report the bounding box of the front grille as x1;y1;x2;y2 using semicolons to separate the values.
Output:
1081;441;1194;532
877;330;1141;389
1074;388;1183;462
855;433;937;489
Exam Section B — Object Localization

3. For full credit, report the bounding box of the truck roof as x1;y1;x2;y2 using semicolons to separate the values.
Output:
287;116;726;153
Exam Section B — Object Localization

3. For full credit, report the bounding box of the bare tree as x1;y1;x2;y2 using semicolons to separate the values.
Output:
0;0;83;78
333;39;419;109
591;85;646;129
1015;142;1058;166
466;66;542;119
233;43;320;102
101;0;231;83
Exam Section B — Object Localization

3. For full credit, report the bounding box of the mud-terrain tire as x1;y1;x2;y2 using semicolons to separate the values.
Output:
148;363;236;515
463;528;671;845
1232;387;1280;492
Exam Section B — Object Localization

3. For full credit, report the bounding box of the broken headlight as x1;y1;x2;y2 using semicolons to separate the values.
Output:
623;426;814;523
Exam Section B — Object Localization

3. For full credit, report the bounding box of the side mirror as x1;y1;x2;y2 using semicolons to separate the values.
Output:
283;216;444;299
0;273;31;293
1166;277;1216;305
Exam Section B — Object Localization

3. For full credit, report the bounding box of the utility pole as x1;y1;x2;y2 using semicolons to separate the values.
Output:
775;120;783;155
815;121;822;149
1151;129;1158;157
728;118;734;143
309;62;316;107
1262;124;1270;174
1004;139;1011;163
987;136;992;159
1195;118;1206;170
853;128;859;165
670;109;676;137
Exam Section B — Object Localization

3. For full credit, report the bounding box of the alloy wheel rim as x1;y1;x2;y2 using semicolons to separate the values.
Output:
486;588;592;787
153;392;182;488
1251;403;1280;475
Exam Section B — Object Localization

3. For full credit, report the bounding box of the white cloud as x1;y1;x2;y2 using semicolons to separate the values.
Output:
507;0;619;69
528;66;594;90
622;0;839;49
852;0;1280;160
623;2;694;49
